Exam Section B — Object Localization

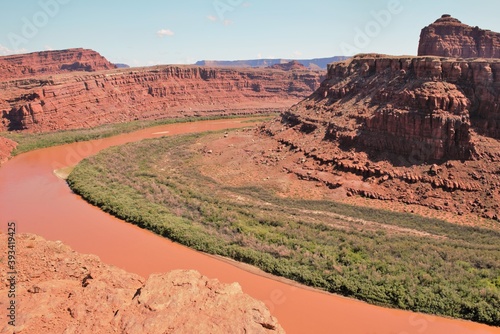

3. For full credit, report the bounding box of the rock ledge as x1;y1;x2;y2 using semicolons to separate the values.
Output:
0;233;284;334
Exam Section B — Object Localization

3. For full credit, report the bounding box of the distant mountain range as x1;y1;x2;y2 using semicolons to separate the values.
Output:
195;56;349;70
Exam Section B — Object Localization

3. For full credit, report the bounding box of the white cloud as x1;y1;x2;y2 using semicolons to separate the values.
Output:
207;15;218;22
156;29;175;38
0;44;27;56
223;19;233;26
44;45;54;51
257;53;262;59
292;51;303;57
242;2;251;7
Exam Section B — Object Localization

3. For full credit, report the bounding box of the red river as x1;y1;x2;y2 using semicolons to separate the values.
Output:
0;119;498;334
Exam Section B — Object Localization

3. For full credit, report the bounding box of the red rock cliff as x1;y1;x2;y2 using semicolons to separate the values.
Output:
0;65;323;132
0;48;116;80
418;14;500;58
273;54;500;161
263;54;500;220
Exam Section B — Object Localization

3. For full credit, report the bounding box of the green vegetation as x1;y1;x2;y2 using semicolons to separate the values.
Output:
1;114;274;155
67;131;500;326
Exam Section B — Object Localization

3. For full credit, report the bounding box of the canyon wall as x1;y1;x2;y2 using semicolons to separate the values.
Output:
0;48;116;80
0;64;324;132
263;54;500;220
276;54;500;162
0;233;284;334
418;14;500;58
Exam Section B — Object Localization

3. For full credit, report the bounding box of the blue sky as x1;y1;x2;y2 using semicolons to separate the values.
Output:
1;0;499;66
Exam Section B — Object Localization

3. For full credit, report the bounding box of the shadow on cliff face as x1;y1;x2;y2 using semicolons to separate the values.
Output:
355;113;475;167
323;129;468;169
3;108;26;132
60;62;94;72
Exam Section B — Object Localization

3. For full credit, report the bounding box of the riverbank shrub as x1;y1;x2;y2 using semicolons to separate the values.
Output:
67;131;500;326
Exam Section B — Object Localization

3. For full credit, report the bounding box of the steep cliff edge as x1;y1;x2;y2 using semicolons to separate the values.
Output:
273;54;500;161
0;48;116;80
263;54;500;220
0;64;323;132
0;233;285;334
418;14;500;58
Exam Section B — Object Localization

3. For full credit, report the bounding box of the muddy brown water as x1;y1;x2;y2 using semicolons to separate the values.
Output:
0;118;498;334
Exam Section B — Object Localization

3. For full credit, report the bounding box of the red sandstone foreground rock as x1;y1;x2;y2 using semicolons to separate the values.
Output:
0;55;323;133
0;48;116;80
418;14;500;58
262;52;500;221
0;233;284;334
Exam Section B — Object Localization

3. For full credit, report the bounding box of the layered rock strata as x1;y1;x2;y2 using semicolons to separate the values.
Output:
0;64;323;132
0;233;284;334
0;48;116;80
278;54;500;161
418;14;500;58
263;54;500;220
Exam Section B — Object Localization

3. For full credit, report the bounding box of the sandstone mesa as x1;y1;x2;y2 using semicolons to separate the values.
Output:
418;14;500;58
262;15;500;221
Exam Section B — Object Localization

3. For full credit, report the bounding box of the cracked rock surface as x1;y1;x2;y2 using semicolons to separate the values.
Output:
0;233;284;334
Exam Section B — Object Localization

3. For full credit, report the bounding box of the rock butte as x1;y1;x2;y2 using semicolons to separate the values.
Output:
262;15;500;222
0;233;284;334
418;14;500;58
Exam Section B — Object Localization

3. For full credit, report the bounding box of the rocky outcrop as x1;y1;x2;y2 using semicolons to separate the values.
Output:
0;136;16;164
0;233;284;334
0;48;116;80
263;54;500;220
275;54;500;161
418;14;500;58
0;63;323;132
269;60;307;71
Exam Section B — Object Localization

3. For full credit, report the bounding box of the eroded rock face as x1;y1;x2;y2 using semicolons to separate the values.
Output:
0;233;285;334
0;64;323;132
263;54;500;220
0;48;116;80
418;14;500;58
275;54;500;162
